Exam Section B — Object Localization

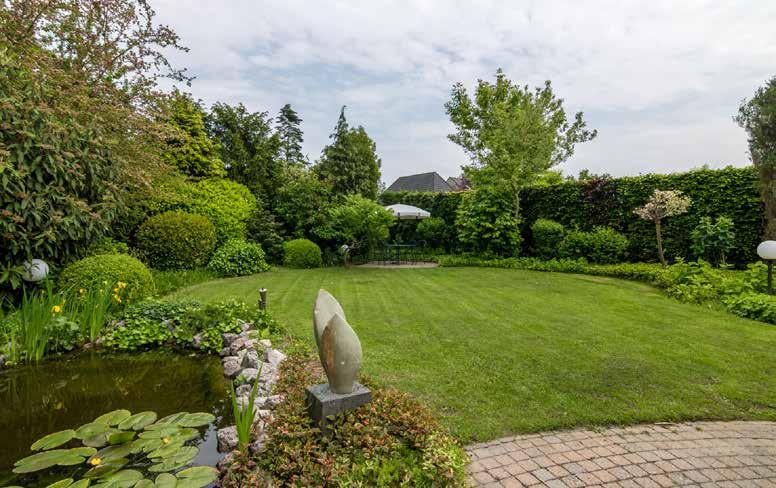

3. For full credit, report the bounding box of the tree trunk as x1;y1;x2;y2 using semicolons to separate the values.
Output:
655;219;667;266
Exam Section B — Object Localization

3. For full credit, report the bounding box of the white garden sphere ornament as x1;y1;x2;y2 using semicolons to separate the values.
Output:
758;241;776;261
22;259;50;282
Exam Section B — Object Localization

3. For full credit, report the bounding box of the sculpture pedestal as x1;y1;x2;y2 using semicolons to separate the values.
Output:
305;382;372;436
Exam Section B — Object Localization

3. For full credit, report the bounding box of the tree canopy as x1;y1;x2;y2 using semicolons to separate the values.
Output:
162;91;224;178
276;104;306;167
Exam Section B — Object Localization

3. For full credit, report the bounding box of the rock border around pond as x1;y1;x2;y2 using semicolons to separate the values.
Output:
216;323;286;457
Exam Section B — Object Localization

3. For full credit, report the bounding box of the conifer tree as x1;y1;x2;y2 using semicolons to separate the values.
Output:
276;103;306;166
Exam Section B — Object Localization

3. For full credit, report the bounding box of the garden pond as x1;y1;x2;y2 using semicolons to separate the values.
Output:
0;351;230;487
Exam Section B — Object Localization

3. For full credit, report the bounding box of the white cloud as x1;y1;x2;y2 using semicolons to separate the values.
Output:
153;0;776;185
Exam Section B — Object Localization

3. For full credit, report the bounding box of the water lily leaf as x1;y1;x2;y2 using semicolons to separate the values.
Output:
147;446;198;472
138;427;181;439
69;447;98;457
133;481;154;488
92;469;143;488
70;481;91;488
13;449;85;473
175;413;215;428
175;466;218;488
129;437;163;454
154;473;177;488
45;479;74;488
91;443;133;463
31;429;76;451
82;458;127;478
76;423;110;440
146;440;186;460
118;411;157;431
108;431;135;445
172;428;199;443
147;412;188;429
94;410;132;427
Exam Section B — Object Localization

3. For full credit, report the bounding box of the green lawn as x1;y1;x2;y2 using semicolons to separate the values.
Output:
174;266;776;442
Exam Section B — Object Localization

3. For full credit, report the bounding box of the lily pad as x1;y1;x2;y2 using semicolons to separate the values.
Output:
138;427;181;439
108;431;136;445
45;479;74;488
146;412;188;429
94;410;132;427
154;473;177;488
69;447;98;457
13;449;85;473
90;444;133;463
76;423;110;440
175;413;215;428
133;481;154;488
82;458;128;479
147;446;198;472
71;481;91;488
117;411;157;431
91;469;143;488
31;429;76;451
175;466;218;488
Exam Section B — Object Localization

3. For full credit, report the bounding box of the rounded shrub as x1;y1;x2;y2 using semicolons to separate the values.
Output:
416;217;446;247
135;211;216;270
283;239;322;269
59;254;155;302
531;219;566;259
208;239;270;277
177;179;256;244
558;226;629;264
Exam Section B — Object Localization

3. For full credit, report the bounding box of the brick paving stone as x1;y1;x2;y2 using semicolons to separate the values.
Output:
466;421;776;486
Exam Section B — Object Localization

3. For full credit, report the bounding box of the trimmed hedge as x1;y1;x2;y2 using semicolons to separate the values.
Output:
59;254;155;302
283;239;322;268
208;239;270;277
382;166;762;264
136;211;217;270
558;227;629;264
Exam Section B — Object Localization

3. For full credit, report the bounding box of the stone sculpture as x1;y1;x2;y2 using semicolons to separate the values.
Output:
307;289;371;434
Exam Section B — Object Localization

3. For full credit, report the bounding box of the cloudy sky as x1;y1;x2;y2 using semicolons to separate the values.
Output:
154;0;776;186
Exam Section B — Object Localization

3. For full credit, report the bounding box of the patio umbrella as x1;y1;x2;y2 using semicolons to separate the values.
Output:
384;204;431;220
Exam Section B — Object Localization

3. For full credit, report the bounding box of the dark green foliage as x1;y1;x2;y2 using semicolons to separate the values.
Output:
0;48;119;289
135;211;216;270
316;107;381;200
456;187;521;256
275;103;306;166
274;168;333;239
82;237;130;258
558;227;629;264
416;217;446;247
206;102;282;204
380;191;464;251
221;349;467;487
691;216;736;266
323;195;395;252
208;239;270;277
59;254;155;302
530;219;566;258
163;91;224;178
282;239;322;268
102;298;280;352
245;203;285;263
735;76;776;238
385;167;762;264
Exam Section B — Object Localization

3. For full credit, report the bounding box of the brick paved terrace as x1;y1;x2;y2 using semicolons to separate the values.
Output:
466;421;776;487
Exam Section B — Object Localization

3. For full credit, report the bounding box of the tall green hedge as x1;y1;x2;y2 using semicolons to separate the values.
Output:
382;167;762;264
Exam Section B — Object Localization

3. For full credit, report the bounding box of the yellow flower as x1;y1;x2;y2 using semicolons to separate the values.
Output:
117;281;127;289
113;287;119;293
89;457;102;466
112;294;122;304
79;288;86;295
51;305;62;314
162;437;171;445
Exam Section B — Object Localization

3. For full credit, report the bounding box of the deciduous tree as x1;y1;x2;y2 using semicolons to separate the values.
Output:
634;190;691;266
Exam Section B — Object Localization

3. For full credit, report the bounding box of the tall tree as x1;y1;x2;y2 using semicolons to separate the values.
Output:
316;106;381;200
735;77;776;238
276;103;306;166
445;69;597;221
163;91;224;178
206;102;282;203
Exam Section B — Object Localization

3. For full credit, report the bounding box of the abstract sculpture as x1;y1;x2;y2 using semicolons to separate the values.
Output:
306;289;371;434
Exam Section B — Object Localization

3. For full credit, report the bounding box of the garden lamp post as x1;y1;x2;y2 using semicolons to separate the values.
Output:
259;288;268;310
757;241;776;295
22;259;49;283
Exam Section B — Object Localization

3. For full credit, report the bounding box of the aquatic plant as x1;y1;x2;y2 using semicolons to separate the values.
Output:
230;363;263;451
15;282;69;362
7;409;219;487
71;281;125;342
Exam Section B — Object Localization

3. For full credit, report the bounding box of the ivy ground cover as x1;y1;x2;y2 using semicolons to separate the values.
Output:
174;267;776;442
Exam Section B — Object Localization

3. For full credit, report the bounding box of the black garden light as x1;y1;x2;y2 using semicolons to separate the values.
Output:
757;241;776;295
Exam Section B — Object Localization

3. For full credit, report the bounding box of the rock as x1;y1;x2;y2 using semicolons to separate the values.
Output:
238;368;259;384
217;426;238;452
235;384;253;397
237;319;251;332
219;346;231;357
236;348;248;364
222;333;238;347
217;452;235;470
257;394;284;409
230;337;256;356
241;349;261;369
259;339;272;349
249;431;267;454
265;348;286;367
192;333;203;349
222;356;242;378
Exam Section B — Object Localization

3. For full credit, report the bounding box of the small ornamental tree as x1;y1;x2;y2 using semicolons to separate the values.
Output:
326;195;395;254
634;190;692;266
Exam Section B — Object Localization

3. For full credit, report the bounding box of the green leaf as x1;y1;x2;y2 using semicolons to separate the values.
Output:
118;411;157;431
153;473;177;488
133;481;154;488
69;447;98;457
175;413;215;428
13;449;85;473
45;479;74;488
108;431;136;445
76;422;110;440
147;446;198;472
31;429;76;451
91;443;133;463
175;466;218;488
70;481;91;488
94;410;132;427
82;458;128;479
92;469;143;488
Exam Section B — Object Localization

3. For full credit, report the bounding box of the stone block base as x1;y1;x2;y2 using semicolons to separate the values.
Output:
305;382;372;435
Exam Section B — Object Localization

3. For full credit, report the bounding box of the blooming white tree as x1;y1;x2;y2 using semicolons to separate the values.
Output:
634;190;692;266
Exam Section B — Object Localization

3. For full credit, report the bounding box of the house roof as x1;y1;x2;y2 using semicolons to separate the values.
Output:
446;176;470;191
386;172;452;193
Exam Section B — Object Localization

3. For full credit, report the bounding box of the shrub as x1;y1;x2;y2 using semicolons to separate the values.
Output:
558;227;629;264
531;218;566;258
82;237;130;257
416;217;446;247
323;195;394;252
135;211;217;270
455;186;521;256
59;254;155;303
178;179;256;244
221;349;467;487
208;239;270;277
691;216;736;266
245;205;285;263
283;239;322;268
